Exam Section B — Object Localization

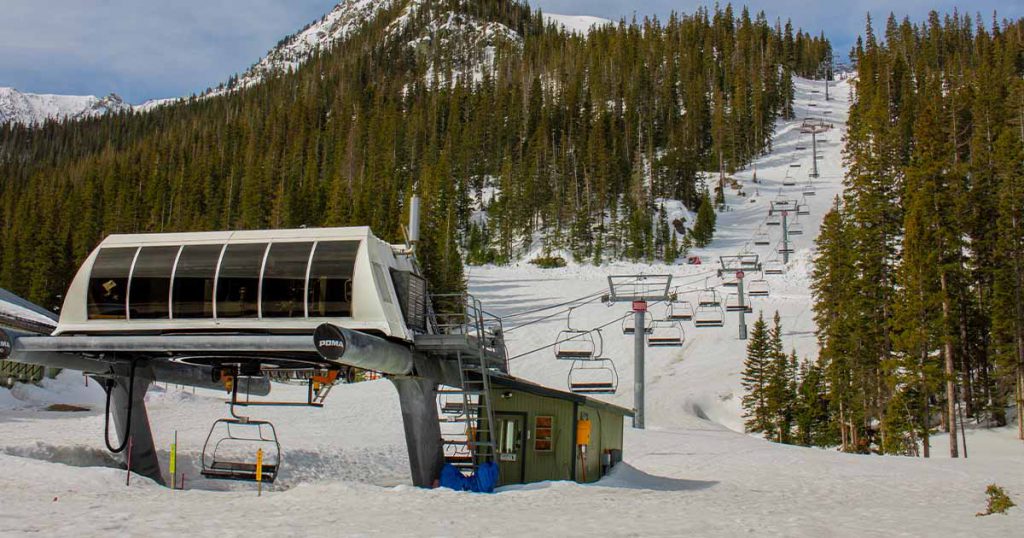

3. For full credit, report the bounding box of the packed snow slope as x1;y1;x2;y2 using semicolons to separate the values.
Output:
1;76;1022;536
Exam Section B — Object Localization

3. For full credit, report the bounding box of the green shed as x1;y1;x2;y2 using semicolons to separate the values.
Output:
484;374;632;486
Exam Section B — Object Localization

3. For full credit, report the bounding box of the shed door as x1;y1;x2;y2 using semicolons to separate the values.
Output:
495;413;526;485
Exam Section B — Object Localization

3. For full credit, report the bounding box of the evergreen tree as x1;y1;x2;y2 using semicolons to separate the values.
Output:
742;313;774;436
691;189;717;248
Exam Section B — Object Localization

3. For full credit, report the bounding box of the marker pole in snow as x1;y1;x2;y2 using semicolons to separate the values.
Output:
633;301;646;430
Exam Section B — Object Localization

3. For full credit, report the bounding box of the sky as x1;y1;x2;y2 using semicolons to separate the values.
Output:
1;0;1021;104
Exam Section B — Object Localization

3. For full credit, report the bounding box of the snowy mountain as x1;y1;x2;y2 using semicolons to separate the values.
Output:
216;0;530;94
0;87;131;126
1;1;606;125
211;0;402;95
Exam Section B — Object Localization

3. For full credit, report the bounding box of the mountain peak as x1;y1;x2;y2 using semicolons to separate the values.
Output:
0;87;132;126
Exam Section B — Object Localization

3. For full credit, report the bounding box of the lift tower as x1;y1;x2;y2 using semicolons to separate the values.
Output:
605;275;672;430
801;119;830;179
770;201;799;265
719;255;760;340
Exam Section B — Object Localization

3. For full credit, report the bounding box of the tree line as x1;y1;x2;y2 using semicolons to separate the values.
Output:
809;12;1024;455
0;1;830;310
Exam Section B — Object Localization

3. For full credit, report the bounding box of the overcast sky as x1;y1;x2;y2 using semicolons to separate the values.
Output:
1;1;1020;104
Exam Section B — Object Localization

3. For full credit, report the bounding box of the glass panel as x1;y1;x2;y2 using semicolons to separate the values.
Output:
216;243;268;318
172;244;222;319
261;242;314;318
128;246;178;319
87;247;137;320
308;241;358;317
500;419;519;453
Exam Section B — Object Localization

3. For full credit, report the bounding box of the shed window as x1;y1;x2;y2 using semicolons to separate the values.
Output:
307;241;358;317
87;247;137;320
216;243;268;318
172;244;222;319
261;242;314;318
129;246;179;319
534;416;554;452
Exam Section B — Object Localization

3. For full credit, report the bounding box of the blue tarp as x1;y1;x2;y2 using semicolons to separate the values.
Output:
439;462;499;493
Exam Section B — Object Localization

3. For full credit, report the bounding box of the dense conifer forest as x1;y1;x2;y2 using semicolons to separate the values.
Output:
807;12;1024;454
0;0;830;309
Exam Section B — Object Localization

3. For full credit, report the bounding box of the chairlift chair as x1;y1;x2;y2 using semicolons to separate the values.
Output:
747;277;771;297
797;203;811;216
666;300;694;321
753;226;770;245
725;293;753;313
556;309;602;360
622;312;653;335
568;358;619;394
764;258;786;275
201;418;281;483
788;222;804;236
647;320;685;347
693;305;725;328
766;213;782;227
803;182;817;196
555;329;600;360
739;257;761;271
722;275;739;288
697;289;722;308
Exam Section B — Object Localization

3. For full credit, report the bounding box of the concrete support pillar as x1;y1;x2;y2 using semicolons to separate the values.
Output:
390;376;443;487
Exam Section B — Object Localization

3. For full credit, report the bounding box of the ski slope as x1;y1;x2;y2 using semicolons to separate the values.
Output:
470;77;848;432
1;77;1022;536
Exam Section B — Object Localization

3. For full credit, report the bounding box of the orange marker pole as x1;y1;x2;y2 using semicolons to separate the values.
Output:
256;448;264;497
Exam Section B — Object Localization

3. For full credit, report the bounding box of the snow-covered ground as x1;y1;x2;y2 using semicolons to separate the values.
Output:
543;14;612;34
1;77;1022;536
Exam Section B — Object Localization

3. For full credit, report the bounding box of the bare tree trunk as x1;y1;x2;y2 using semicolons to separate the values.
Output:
1017;345;1024;441
839;400;848;452
940;272;959;458
921;347;930;458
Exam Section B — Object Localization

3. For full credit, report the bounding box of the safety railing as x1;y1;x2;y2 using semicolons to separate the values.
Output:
429;293;508;373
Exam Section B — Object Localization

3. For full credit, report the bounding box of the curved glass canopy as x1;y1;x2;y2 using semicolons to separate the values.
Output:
87;240;358;321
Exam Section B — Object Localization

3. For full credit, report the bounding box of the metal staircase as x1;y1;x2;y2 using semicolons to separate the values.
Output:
425;294;506;475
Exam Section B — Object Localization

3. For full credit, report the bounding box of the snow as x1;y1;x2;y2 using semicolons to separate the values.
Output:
1;77;1023;535
543;14;612;34
0;300;57;329
211;0;400;97
0;87;131;126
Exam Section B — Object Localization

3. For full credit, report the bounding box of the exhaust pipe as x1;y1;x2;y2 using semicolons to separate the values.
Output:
408;195;421;245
